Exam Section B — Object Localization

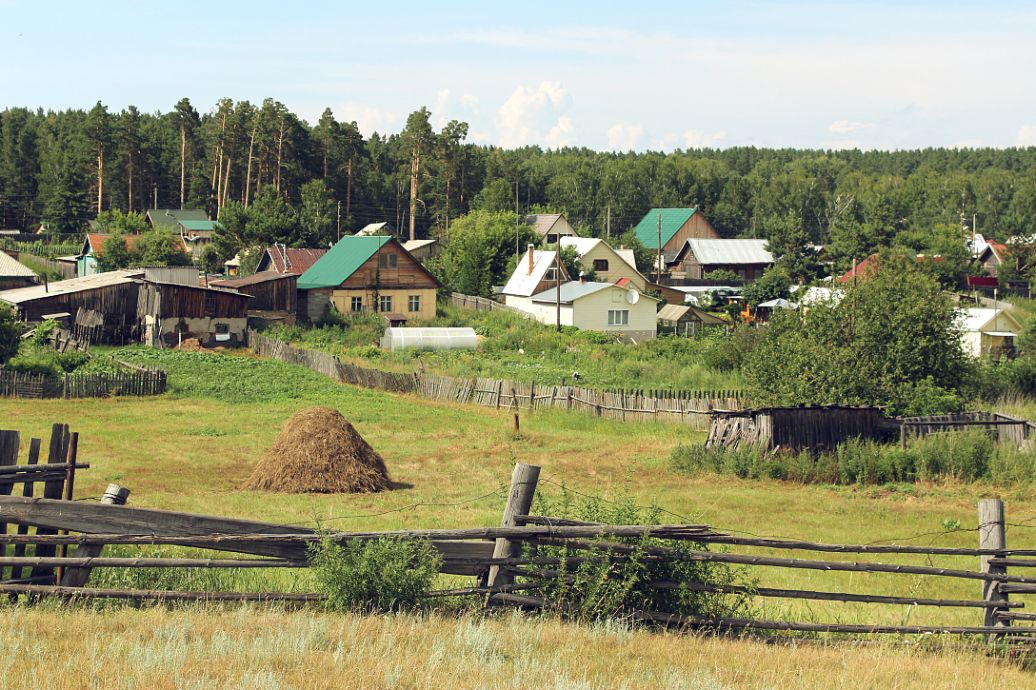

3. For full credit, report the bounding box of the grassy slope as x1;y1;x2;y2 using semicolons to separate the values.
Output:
6;347;1036;687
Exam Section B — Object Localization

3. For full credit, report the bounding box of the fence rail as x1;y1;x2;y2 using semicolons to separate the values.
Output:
0;368;166;399
248;331;744;428
449;292;536;318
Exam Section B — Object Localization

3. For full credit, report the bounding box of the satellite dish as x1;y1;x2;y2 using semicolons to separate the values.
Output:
626;289;640;305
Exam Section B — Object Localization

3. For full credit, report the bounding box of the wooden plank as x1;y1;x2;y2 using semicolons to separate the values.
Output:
980;498;1010;628
0;430;19;580
0;584;323;603
486;463;541;591
9;438;40;590
29;424;68;584
60;483;129;588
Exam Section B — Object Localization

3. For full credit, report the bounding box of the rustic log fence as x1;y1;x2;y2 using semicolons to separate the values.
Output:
2;443;1036;645
249;330;744;428
900;412;1036;448
0;366;166;399
449;292;535;318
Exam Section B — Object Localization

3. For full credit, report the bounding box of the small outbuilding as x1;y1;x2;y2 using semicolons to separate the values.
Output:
958;307;1022;358
706;406;888;451
137;281;252;348
656;304;729;335
0;251;40;290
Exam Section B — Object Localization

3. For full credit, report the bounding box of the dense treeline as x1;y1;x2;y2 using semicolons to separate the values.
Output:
4;97;1036;274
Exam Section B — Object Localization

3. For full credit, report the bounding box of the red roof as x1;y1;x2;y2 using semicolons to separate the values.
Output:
615;277;631;287
838;253;879;283
264;246;328;274
86;233;145;257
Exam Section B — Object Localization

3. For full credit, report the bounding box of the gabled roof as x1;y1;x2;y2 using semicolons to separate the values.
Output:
212;271;297;288
0;251;40;279
262;246;328;275
684;239;773;265
83;234;145;257
296;236;440;290
979;242;1009;264
178;220;221;233
403;239;437;252
560;236;645;278
656;303;730;325
146;208;208;227
501;250;560;297
958;307;1023;334
838;253;880;283
633;208;698;249
525;214;563;237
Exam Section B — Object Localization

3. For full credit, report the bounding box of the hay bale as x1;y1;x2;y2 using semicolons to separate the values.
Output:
246;407;391;493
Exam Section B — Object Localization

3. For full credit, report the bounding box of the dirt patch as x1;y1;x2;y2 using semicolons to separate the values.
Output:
177;338;207;352
245;407;391;494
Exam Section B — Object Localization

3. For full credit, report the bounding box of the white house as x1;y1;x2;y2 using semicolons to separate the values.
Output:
500;246;567;311
522;281;659;342
958;307;1023;358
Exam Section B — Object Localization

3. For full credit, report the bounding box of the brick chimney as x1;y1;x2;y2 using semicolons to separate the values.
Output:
527;244;535;275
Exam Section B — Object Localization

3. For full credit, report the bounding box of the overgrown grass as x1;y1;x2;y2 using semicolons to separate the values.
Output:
266;304;743;391
671;431;1036;485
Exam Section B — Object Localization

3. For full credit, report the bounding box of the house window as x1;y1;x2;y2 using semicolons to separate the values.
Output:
408;295;421;312
378;253;398;269
351;296;363;313
204;292;217;317
593;259;609;272
379;295;393;312
546;234;558;244
608;309;629;326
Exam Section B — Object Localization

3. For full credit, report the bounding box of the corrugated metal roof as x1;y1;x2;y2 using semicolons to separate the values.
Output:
355;222;394;236
685;239;773;265
501;250;559;296
656;304;690;321
85;233;147;257
525;214;563;237
0;251;39;278
297;236;392;290
530;281;615;304
958;307;1022;334
0;269;144;305
633;208;697;249
402;239;437;251
178;220;221;232
264;246;328;275
213;271;297;288
146;208;208;227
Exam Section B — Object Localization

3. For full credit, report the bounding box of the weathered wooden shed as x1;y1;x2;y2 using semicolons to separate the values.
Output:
137;281;252;348
211;271;298;313
706;406;888;451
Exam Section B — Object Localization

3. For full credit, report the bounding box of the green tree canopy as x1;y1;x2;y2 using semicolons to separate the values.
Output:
431;210;535;296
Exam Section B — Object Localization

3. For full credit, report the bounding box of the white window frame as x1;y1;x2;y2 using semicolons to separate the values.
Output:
608;309;629;326
379;295;393;312
408;295;421;312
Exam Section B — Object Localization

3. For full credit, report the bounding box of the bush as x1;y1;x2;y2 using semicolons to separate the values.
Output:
525;487;752;622
308;536;442;612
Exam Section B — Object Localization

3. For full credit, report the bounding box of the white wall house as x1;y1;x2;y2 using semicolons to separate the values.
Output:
559;237;648;292
500;246;565;312
958;307;1023;357
524;281;659;342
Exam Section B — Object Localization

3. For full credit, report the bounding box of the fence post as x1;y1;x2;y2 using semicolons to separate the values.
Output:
979;498;1009;629
485;463;540;595
60;483;131;588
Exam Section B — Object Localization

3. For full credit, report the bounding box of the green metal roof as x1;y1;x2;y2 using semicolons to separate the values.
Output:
147;208;209;227
632;208;698;249
297;236;391;290
178;220;221;231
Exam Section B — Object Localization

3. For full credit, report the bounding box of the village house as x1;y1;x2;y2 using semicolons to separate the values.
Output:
211;271;298;322
559;237;647;290
255;245;329;275
521;281;659;342
668;238;774;283
632;208;720;274
145;208;209;230
525;214;578;245
958;307;1022;358
402;239;440;261
500;246;568;312
656;303;729;335
0;251;40;290
77;233;146;276
137;279;251;348
295;236;440;324
977;241;1009;277
177;220;221;260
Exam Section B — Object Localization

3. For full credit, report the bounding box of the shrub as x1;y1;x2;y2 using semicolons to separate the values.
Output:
525;487;752;622
308;536;442;612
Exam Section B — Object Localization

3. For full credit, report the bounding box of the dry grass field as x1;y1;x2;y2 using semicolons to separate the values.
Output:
4;348;1036;688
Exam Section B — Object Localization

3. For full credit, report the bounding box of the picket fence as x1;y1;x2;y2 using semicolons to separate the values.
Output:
0;368;166;399
249;331;744;428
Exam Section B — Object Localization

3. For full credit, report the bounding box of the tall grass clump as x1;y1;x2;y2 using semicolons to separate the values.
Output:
671;430;1032;486
522;487;752;623
308;536;442;612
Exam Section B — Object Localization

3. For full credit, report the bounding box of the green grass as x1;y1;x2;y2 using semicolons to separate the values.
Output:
266;304;742;391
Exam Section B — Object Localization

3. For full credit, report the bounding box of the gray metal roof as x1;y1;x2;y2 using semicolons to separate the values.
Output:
0;251;39;279
530;281;616;304
685;239;773;265
0;269;144;305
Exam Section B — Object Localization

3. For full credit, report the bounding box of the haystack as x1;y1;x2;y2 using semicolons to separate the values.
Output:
246;407;391;493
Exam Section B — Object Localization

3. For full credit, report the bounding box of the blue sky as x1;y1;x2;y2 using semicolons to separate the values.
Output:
3;1;1035;151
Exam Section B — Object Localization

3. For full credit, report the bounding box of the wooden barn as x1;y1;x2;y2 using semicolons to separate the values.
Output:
211;271;298;313
0;269;143;326
706;406;889;451
137;281;252;348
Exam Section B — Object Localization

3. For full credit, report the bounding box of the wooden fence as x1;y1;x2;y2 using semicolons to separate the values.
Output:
900;412;1036;447
0;367;166;399
249;331;744;428
449;292;535;318
11;252;75;280
3;458;1036;646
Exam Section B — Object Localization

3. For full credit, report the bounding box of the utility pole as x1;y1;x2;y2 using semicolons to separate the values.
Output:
515;179;520;256
337;200;342;241
606;206;611;239
655;212;662;284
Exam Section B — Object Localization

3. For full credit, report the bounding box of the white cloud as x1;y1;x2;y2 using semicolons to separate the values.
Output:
459;93;480;110
433;89;451;127
546;117;575;148
1016;126;1036;147
607;122;643;151
683;129;726;148
829;120;875;134
498;81;571;148
825;139;865;150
